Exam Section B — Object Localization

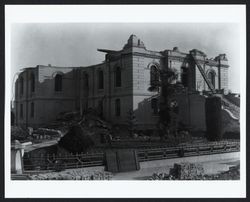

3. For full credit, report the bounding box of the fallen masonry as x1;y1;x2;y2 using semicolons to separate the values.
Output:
169;162;205;180
148;163;240;180
28;168;113;180
202;164;240;180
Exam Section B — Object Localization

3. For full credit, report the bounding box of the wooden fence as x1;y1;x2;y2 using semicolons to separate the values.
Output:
137;141;240;161
23;152;104;171
23;141;240;171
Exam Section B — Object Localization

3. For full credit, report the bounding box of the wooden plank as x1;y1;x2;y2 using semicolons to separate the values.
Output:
116;149;140;172
105;150;119;172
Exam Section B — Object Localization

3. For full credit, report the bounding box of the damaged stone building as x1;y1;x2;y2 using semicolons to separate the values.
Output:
14;34;236;132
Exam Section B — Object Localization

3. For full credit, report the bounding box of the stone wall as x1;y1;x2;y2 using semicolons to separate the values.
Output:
79;55;134;124
220;67;229;92
15;66;77;127
177;93;206;132
14;35;230;131
195;65;219;91
131;49;161;129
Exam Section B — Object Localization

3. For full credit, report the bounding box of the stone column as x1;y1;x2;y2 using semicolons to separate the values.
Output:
11;140;24;174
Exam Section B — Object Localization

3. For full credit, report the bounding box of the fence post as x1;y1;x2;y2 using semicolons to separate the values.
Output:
163;150;166;158
11;143;24;174
76;153;78;168
46;154;49;170
210;146;213;153
145;151;148;160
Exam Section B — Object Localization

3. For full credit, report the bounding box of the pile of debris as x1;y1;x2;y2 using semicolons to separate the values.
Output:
46;109;111;131
28;168;113;180
148;163;240;180
32;128;63;140
203;164;240;180
11;126;30;142
57;108;112;153
80;108;111;130
42;111;82;132
58;125;95;153
149;162;204;180
57;111;81;122
169;162;204;180
79;109;112;144
149;172;173;180
21;109;112;156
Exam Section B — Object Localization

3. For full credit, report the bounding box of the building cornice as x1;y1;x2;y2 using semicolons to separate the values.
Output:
15;97;76;102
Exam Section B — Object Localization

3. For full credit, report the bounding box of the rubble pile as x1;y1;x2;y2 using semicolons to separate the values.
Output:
47;109;111;131
148;163;240;180
58;125;95;153
169;162;204;180
49;111;82;128
79;109;112;144
28;169;113;180
149;172;172;180
33;128;62;139
11;126;29;142
149;162;204;180
40;109;112;153
80;108;111;130
57;111;81;122
203;164;240;180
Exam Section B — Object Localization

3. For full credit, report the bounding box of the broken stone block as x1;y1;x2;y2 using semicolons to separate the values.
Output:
169;162;204;180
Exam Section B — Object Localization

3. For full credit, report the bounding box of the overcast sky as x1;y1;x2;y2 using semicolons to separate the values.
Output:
11;23;240;93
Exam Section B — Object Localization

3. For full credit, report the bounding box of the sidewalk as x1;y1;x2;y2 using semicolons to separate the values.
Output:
111;152;240;180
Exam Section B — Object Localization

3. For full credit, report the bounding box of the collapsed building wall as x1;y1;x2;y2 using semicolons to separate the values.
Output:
13;35;233;134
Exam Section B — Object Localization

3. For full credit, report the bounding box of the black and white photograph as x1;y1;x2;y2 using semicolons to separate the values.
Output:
5;5;246;198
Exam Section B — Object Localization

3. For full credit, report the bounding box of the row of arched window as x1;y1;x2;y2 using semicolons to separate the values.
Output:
18;67;122;96
83;67;122;90
18;65;216;96
19;73;63;95
149;65;216;89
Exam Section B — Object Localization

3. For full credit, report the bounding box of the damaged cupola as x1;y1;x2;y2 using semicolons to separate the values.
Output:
123;34;146;49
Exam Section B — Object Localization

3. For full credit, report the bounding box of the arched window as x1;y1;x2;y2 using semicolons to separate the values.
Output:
115;66;121;87
98;70;104;89
30;102;34;118
115;99;121;116
20;76;24;95
207;71;215;88
20;103;23;119
150;65;159;86
83;73;89;89
98;100;103;118
151;98;159;115
55;74;63;92
30;73;35;92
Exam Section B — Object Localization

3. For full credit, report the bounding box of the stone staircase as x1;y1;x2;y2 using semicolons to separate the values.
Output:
202;92;240;121
220;96;240;121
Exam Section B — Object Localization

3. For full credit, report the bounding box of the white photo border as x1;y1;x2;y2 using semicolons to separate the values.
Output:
5;5;246;198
